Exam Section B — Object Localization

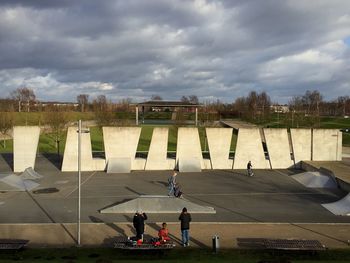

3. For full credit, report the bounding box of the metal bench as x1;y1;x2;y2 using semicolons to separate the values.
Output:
237;238;326;251
0;239;29;250
114;237;175;250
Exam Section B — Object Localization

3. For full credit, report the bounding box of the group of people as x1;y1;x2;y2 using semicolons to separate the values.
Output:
132;207;191;247
131;163;253;247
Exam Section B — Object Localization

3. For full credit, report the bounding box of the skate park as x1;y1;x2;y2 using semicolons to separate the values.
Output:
0;126;350;248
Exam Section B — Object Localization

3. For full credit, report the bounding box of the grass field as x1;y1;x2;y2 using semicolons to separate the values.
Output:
1;248;350;263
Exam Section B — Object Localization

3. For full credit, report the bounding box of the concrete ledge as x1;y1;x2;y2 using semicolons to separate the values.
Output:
0;223;349;248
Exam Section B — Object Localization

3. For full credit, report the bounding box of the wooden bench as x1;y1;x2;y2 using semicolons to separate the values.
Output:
237;238;326;251
0;239;29;250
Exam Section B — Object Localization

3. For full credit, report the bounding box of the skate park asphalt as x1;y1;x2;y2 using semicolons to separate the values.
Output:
1;153;350;248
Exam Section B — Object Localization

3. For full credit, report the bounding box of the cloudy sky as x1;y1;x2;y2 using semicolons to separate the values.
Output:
0;0;349;103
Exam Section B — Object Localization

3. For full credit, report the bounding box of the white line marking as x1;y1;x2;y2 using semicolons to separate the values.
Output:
64;172;97;198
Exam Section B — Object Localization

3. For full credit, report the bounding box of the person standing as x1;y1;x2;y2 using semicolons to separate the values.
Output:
247;160;253;176
179;207;191;247
168;170;177;196
133;211;147;241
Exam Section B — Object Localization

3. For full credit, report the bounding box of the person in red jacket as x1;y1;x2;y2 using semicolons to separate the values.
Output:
158;222;171;243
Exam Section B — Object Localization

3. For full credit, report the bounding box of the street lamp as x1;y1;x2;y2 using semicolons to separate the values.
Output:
77;120;90;246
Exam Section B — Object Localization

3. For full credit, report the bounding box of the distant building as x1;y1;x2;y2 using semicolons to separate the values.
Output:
270;104;289;113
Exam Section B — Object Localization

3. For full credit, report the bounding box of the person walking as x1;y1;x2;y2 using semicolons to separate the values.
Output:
168;170;177;196
247;160;254;176
133;211;147;241
179;207;191;247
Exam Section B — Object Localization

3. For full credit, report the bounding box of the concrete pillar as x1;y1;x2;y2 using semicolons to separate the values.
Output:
176;127;204;171
312;129;342;161
136;106;139;126
264;128;294;169
61;127;94;172
195;107;198;126
206;128;233;169
13;126;40;172
233;128;270;169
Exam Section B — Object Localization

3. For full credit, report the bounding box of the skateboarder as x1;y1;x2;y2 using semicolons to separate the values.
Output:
247;161;253;176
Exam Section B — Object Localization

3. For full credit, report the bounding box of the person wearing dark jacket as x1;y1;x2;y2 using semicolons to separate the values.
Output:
133;211;148;241
178;207;191;247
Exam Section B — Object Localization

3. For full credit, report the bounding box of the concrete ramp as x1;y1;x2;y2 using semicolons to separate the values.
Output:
0;174;39;191
106;158;131;173
0;174;20;191
322;193;350;216
100;195;216;214
178;157;201;172
291;172;338;188
20;167;43;180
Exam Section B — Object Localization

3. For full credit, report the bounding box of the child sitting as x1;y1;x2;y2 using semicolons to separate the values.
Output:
158;222;171;243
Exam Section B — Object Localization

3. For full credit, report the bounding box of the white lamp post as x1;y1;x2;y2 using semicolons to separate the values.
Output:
77;120;90;246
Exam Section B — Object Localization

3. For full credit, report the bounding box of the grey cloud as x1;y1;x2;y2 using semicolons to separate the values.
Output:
0;0;349;103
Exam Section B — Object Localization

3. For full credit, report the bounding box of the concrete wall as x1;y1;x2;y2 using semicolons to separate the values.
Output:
13;126;40;173
264;128;293;169
176;127;204;170
233;128;269;169
103;127;144;170
145;127;175;170
290;129;312;164
61;127;94;172
313;129;342;161
206;128;233;169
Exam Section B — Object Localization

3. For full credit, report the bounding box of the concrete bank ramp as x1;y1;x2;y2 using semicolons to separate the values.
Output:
100;195;216;214
20;167;43;180
0;174;39;191
322;193;350;216
291;171;338;188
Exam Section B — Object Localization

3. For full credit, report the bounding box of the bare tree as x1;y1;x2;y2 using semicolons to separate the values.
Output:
151;95;163;101
337;96;350;116
0;112;14;148
181;96;189;103
189;95;199;104
44;106;68;155
10;87;36;112
77;94;89;112
93;95;115;127
93;95;108;112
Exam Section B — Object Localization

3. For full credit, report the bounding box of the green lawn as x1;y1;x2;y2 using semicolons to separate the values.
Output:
1;248;350;263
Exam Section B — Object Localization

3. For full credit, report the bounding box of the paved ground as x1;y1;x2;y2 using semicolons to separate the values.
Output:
1;154;349;225
1;154;350;248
